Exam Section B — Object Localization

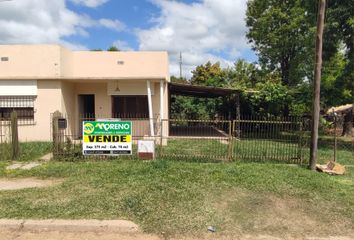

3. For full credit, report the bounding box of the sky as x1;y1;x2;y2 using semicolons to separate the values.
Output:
0;0;257;78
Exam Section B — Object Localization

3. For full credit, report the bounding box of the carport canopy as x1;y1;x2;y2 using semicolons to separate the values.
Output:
168;82;241;120
169;82;240;98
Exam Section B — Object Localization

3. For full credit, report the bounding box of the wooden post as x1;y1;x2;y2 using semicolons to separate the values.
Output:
10;111;19;160
309;0;326;170
52;111;63;155
333;114;337;162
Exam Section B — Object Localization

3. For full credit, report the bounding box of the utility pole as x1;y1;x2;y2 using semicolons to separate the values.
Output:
179;52;182;80
310;0;326;170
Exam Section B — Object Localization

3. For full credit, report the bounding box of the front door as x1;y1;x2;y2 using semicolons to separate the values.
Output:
78;94;95;137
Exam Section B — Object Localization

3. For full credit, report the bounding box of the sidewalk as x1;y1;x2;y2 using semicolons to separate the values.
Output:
0;219;161;240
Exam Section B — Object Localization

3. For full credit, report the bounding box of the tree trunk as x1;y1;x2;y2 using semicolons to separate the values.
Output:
280;57;290;86
281;57;290;117
342;109;353;137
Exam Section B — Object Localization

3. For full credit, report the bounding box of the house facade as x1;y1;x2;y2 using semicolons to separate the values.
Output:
0;44;169;141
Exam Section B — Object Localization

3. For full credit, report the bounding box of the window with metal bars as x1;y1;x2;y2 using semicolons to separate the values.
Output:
0;96;36;124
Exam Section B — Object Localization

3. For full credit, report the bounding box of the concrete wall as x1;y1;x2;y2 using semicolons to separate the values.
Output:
70;52;169;80
0;44;169;81
0;45;61;78
18;80;62;141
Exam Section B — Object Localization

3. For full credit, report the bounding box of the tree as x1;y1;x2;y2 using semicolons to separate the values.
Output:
321;51;347;107
225;59;260;89
304;0;353;106
305;0;354;136
190;62;226;87
245;81;291;116
107;46;120;51
246;0;313;87
342;109;353;137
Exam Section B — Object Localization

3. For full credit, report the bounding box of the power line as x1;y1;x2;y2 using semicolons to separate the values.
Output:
179;52;182;79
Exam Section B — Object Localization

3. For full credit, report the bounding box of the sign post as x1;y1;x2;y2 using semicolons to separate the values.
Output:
82;121;132;155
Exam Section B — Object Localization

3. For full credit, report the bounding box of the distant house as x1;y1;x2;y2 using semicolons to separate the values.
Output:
0;44;169;141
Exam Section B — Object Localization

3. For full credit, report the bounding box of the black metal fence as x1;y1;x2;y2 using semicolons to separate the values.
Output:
0;117;11;160
314;115;354;165
233;116;304;163
1;109;351;164
51;113;305;163
0;96;37;160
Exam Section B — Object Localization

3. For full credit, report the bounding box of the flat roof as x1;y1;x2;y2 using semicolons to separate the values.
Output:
0;44;169;81
169;83;240;98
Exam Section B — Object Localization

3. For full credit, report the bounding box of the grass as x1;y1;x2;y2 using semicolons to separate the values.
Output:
160;139;229;160
0;160;353;238
0;142;52;161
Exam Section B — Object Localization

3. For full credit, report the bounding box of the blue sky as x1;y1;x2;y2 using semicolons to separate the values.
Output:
64;0;158;50
0;0;257;78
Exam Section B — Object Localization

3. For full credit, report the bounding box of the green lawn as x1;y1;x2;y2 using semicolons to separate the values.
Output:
0;160;353;238
0;142;52;161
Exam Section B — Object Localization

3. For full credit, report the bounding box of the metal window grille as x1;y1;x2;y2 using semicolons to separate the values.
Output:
0;96;36;125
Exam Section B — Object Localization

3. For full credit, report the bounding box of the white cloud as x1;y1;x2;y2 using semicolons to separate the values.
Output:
112;40;134;51
137;0;250;78
98;19;126;32
69;0;109;8
0;0;125;49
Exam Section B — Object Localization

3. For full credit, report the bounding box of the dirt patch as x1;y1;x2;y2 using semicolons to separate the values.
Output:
210;188;353;238
0;178;63;191
6;162;42;170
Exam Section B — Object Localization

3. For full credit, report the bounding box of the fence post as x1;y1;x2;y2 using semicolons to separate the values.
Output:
227;120;233;161
333;114;337;162
233;119;239;161
52;111;63;156
159;119;164;159
298;117;307;164
10;111;19;160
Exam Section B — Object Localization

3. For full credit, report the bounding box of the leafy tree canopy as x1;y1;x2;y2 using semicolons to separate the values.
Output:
107;46;120;51
246;0;313;86
190;62;226;87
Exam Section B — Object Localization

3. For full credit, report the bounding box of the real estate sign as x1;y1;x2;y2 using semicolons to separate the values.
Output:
82;121;132;155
